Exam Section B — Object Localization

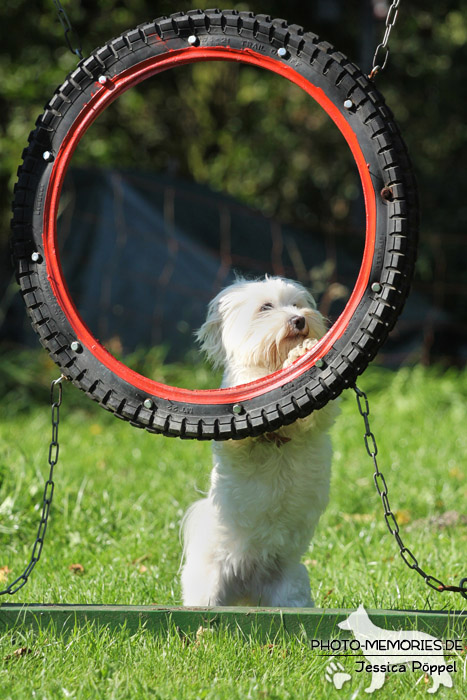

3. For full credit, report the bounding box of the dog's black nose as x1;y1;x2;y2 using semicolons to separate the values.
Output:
290;315;306;331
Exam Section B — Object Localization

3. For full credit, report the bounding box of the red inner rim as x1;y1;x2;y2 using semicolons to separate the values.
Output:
44;45;376;405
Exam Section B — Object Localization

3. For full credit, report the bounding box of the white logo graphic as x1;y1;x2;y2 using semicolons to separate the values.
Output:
324;659;352;689
335;605;455;694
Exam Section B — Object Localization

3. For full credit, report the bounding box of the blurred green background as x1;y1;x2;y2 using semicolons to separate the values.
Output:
1;0;467;367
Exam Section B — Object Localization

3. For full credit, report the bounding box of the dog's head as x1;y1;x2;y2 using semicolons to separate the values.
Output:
197;276;326;375
337;605;368;632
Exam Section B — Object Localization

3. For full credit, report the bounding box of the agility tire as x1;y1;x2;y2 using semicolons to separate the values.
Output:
11;8;418;440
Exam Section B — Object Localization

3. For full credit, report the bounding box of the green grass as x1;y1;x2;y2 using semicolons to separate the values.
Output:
1;350;466;698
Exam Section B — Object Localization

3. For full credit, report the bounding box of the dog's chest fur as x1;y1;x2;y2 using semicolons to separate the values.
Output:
210;402;338;562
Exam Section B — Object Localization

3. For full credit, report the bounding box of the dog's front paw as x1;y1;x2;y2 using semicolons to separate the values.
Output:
283;338;318;368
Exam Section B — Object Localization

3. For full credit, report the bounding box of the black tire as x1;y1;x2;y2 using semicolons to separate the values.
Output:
11;8;418;440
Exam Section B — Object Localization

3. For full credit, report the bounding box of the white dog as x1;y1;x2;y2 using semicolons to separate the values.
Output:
181;276;339;607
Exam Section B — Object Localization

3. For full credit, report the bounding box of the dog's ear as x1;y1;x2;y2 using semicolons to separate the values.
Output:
196;296;226;369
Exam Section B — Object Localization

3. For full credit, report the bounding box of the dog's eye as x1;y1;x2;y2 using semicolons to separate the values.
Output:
260;303;274;312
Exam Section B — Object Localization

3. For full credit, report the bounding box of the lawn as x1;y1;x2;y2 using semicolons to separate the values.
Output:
0;350;466;698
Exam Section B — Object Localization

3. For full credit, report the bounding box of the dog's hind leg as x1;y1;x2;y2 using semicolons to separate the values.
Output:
181;498;237;606
365;671;386;693
427;669;453;693
182;552;240;606
182;553;231;606
181;499;220;606
259;562;314;607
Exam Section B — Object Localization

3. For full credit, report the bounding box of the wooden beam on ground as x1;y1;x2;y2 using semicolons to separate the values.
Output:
1;604;466;640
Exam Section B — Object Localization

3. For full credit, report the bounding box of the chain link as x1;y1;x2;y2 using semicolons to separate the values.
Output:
0;376;65;596
353;384;467;600
369;0;401;79
52;0;83;60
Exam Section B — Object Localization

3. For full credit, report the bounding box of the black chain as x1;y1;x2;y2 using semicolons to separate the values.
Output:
369;0;401;79
52;0;83;60
0;377;65;596
353;384;467;600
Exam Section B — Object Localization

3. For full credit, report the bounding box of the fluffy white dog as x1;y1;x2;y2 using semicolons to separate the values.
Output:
181;276;339;607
